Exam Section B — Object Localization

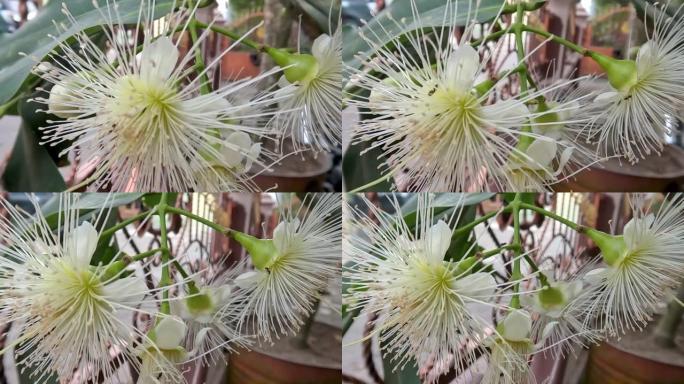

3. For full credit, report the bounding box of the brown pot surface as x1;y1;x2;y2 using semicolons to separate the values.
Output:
226;322;341;384
586;321;684;384
555;145;684;192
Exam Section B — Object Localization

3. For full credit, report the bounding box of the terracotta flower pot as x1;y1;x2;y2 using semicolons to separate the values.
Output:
585;322;684;384
554;144;684;192
225;322;341;384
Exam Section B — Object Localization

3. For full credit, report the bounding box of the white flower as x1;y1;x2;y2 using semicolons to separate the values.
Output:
0;196;149;383
138;316;188;384
575;195;684;337
32;1;285;191
233;193;341;341
502;93;600;191
171;277;251;365
348;0;584;191
505;138;573;191
344;194;499;380
275;30;342;152
582;4;684;162
523;274;603;357
482;310;536;384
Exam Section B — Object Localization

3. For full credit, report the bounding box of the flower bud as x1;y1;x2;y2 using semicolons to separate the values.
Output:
588;52;638;94
231;232;278;270
266;47;320;84
538;285;565;310
585;228;627;266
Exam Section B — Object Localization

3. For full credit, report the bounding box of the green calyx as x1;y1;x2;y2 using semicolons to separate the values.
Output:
538;286;565;309
585;228;627;266
100;260;128;282
473;79;495;97
232;232;278;270
266;47;320;84
588;52;638;93
533;101;560;125
185;292;214;315
455;256;478;276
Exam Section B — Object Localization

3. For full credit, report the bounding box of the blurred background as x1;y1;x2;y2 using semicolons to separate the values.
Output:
0;192;342;384
341;0;684;192
0;0;343;192
342;192;684;384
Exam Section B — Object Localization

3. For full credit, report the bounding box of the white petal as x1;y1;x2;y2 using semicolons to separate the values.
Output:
222;132;252;167
541;321;559;342
565;280;583;300
195;95;231;117
102;275;147;307
211;284;233;305
636;41;655;74
622;217;636;244
424;220;451;264
235;270;266;290
312;34;332;58
445;44;480;89
68;222;98;268
557;101;579;121
482;99;530;125
594;92;618;103
583;268;606;285
139;36;179;81
154;316;187;350
244;143;261;172
502;310;532;341
272;221;290;253
524;139;557;169
452;272;496;298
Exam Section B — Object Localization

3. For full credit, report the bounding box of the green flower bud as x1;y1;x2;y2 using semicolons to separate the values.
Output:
455;256;478;276
266;47;320;84
589;52;638;94
585;228;627;266
232;232;278;270
538;285;565;310
533;101;559;126
473;79;495;97
185;292;214;316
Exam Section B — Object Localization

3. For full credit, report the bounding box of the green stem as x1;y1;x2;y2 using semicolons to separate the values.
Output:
524;253;549;287
510;193;523;309
519;202;581;231
195;21;264;52
654;281;684;348
158;193;171;316
188;19;210;95
99;208;157;240
131;248;162;263
514;6;528;98
453;208;508;238
479;244;520;259
347;174;392;193
522;25;589;56
470;28;508;47
166;206;234;236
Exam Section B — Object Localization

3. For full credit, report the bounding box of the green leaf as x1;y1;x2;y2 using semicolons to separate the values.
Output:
91;211;120;266
0;0;175;105
380;333;421;384
2;123;66;191
343;137;390;191
289;0;340;34
400;193;494;229
39;193;144;229
445;204;478;262
502;192;537;206
142;193;179;209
